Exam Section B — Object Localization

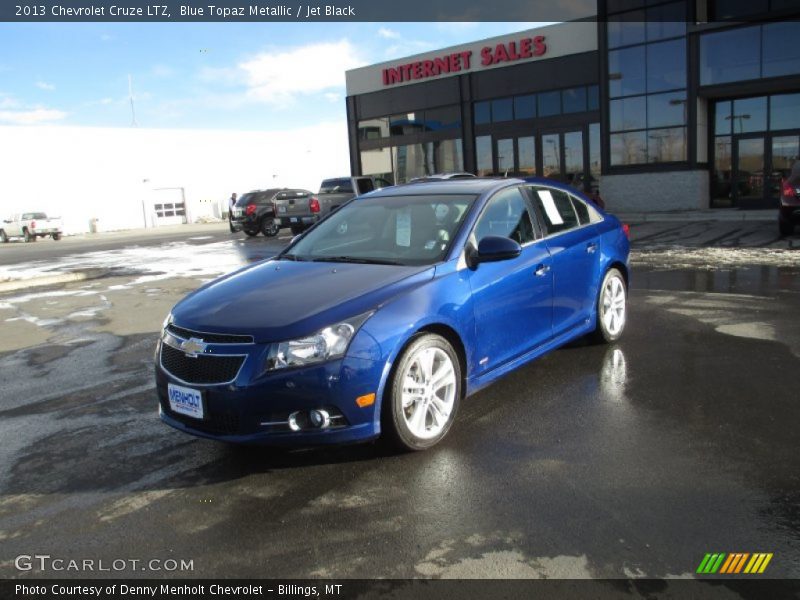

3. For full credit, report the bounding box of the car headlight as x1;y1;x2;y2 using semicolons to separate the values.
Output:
265;312;372;371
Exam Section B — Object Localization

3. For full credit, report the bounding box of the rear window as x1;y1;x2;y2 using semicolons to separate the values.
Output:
236;189;281;206
320;179;354;194
276;190;311;200
22;212;47;220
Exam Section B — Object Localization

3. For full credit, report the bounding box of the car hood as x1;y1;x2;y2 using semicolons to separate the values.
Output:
171;259;434;343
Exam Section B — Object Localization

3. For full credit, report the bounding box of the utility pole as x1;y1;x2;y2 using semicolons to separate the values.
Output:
128;74;138;127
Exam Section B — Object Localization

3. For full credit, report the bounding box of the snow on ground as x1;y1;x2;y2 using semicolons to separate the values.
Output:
631;246;800;270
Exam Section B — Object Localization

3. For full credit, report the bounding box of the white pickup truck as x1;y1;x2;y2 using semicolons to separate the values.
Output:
1;212;63;243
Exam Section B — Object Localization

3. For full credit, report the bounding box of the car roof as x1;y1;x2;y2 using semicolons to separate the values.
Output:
370;177;521;197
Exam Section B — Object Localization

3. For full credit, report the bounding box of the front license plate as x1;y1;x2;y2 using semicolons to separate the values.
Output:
167;383;204;419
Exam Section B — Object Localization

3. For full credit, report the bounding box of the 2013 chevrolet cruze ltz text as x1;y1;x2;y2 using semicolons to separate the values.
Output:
155;178;630;451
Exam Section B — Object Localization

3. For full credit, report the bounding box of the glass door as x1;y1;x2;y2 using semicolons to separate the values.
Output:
540;129;587;189
771;135;800;202
733;136;765;207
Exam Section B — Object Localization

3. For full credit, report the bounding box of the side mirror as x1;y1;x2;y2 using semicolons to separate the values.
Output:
472;236;522;265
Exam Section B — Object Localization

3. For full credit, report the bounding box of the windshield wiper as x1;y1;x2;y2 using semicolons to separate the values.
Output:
275;254;308;261
310;256;404;266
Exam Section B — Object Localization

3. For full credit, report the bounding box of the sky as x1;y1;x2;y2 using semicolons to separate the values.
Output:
0;22;548;132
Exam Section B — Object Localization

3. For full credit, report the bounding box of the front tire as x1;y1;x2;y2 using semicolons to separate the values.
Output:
779;217;794;237
382;334;461;451
592;267;627;343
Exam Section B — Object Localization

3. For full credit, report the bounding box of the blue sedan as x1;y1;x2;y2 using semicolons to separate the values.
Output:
156;178;630;450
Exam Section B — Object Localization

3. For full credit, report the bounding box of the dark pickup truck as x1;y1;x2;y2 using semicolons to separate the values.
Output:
231;188;313;237
275;176;392;234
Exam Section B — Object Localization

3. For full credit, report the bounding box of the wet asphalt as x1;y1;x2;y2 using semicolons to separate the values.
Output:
0;221;798;582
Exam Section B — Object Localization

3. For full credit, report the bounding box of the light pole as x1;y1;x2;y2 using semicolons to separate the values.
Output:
725;113;751;134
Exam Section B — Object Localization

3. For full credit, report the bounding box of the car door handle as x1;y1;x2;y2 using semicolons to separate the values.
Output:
534;264;550;277
586;242;598;254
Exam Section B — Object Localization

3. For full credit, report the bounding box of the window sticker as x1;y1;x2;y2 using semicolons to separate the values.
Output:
537;190;565;225
396;209;411;247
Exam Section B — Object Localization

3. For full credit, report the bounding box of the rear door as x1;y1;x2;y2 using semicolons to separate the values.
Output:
527;185;601;339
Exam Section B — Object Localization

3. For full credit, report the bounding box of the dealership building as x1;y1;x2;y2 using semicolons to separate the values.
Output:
345;1;800;211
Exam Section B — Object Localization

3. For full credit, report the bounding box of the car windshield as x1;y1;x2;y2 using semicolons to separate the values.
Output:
283;194;477;266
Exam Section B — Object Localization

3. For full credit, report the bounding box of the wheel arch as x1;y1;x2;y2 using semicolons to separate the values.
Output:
606;260;629;288
415;323;468;400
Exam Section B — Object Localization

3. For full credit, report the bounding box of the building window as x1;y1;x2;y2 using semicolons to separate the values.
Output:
491;98;514;122
563;87;587;113
476;135;492;176
514;95;536;120
538;91;561;117
589;123;601;190
588;85;600;111
518;137;536;176
423;106;461;131
770;93;800;131
610;131;648;165
608;46;646;97
699;26;761;85
607;11;687;166
763;22;800;79
389;139;464;183
474;101;491;125
358;117;389;140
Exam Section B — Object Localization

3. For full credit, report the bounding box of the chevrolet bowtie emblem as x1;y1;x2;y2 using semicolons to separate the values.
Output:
180;337;208;357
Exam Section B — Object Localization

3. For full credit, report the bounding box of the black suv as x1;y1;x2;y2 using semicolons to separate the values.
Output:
230;188;310;237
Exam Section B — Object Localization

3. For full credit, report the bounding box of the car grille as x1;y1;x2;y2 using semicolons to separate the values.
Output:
166;324;253;344
160;343;245;385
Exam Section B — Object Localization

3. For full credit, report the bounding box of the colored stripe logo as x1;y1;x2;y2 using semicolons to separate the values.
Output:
697;553;773;574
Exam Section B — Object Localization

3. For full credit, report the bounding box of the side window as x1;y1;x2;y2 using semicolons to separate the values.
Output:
473;187;536;245
357;179;375;194
570;195;591;225
531;187;579;235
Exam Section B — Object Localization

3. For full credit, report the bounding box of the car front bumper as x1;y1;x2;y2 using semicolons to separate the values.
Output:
155;339;383;446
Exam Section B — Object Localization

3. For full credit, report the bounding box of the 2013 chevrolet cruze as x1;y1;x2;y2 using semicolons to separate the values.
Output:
156;178;630;450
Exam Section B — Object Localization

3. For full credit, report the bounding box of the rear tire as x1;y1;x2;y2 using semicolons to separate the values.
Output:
382;333;461;452
23;228;33;243
591;267;627;344
52;232;61;241
0;230;7;243
261;218;279;237
243;228;259;237
779;217;794;237
290;225;305;236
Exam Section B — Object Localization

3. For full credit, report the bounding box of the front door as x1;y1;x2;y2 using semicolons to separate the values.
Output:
467;186;553;373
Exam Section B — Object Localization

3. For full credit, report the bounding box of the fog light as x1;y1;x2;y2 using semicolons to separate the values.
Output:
288;411;302;431
309;409;330;429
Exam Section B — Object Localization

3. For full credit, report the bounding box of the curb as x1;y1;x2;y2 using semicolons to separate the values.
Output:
0;268;110;293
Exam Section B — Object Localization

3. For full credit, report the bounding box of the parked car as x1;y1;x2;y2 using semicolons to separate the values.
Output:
1;212;63;243
156;178;630;450
230;188;304;237
779;177;800;236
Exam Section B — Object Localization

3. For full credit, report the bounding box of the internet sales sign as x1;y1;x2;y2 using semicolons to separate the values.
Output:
382;36;547;86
